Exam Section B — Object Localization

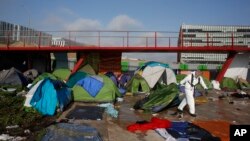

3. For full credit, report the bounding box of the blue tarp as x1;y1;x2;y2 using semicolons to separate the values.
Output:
30;78;71;116
76;76;104;97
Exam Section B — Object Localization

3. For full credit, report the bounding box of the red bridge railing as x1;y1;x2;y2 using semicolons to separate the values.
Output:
0;30;249;51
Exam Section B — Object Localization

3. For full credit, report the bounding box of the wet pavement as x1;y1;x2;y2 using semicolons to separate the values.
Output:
58;90;250;141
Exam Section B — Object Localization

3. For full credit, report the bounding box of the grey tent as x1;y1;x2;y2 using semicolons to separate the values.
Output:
0;67;28;86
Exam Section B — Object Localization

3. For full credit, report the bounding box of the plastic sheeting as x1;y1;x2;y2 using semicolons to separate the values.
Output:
98;103;118;118
42;123;103;141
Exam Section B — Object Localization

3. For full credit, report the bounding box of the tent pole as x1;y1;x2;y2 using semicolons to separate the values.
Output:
67;53;87;80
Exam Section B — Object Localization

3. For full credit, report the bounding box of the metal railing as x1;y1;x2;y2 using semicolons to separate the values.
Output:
0;30;250;49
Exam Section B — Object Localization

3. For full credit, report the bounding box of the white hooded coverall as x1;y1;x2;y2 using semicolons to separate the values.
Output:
178;71;208;114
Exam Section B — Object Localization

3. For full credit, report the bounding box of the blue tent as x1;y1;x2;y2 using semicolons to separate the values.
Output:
30;78;72;116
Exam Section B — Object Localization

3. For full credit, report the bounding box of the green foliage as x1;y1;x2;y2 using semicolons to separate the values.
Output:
0;92;58;139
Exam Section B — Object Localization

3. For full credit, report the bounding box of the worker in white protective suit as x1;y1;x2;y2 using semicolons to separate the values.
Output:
177;70;208;118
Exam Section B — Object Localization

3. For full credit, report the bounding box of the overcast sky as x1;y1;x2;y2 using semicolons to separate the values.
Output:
1;0;249;63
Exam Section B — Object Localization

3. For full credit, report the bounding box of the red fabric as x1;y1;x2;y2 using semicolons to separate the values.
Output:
127;117;171;132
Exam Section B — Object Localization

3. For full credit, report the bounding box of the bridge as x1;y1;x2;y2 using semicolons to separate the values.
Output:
0;31;249;52
0;30;250;82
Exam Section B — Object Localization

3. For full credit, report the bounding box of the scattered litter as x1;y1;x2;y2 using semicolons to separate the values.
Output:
24;129;31;134
16;90;27;96
232;121;237;124
130;108;135;111
207;97;217;101
26;83;33;89
6;125;19;129
125;92;133;96
116;97;124;102
0;134;26;141
7;88;17;93
152;113;158;117
0;134;14;141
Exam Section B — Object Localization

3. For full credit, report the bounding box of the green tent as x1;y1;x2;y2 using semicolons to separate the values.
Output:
196;76;213;90
32;73;57;86
238;78;250;90
78;64;96;75
66;72;88;88
126;74;150;94
141;83;179;112
52;68;71;81
176;74;187;83
72;75;121;102
220;77;238;91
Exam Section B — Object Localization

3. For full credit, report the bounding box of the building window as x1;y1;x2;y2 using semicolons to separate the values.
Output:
183;34;196;37
187;29;202;32
237;29;250;32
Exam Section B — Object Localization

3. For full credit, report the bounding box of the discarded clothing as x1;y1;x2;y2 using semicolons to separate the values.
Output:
166;122;189;138
127;117;171;132
166;122;220;141
155;128;177;141
231;92;250;98
98;103;118;118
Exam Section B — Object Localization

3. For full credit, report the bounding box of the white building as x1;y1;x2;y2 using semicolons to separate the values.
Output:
0;21;52;46
178;24;250;69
